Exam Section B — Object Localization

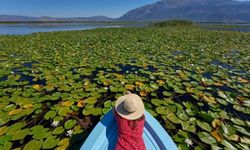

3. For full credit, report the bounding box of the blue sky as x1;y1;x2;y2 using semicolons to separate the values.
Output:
0;0;249;18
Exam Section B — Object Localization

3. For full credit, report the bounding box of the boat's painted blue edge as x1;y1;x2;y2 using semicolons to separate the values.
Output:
80;110;178;150
144;111;178;150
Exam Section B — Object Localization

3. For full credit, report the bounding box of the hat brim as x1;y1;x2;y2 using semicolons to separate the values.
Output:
115;94;145;120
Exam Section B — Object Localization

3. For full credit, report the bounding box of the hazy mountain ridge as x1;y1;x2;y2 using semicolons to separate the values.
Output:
119;0;250;21
0;15;114;22
1;0;250;22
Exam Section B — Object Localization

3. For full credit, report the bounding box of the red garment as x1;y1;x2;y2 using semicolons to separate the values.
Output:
114;111;146;150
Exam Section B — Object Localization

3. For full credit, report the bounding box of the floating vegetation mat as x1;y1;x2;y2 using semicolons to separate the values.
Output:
0;27;250;150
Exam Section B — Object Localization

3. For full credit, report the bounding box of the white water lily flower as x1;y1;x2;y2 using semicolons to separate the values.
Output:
185;138;193;146
135;71;138;74
66;130;73;137
51;121;60;127
11;71;14;74
104;87;109;90
121;82;125;85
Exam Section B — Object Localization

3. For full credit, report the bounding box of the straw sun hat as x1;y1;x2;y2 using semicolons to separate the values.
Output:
115;93;145;120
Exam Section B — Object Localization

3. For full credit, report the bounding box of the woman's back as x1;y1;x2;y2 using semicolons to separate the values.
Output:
115;111;146;150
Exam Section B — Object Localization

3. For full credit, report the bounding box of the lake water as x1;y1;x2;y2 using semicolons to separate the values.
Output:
0;22;122;35
0;22;249;35
200;22;250;32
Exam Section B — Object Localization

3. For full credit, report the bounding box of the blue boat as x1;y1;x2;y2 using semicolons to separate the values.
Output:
81;110;178;150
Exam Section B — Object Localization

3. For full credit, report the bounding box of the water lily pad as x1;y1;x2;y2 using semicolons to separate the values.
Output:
53;127;65;135
8;109;22;116
0;135;12;145
0;126;8;136
181;122;196;133
220;140;237;150
42;136;60;149
233;125;250;136
23;140;43;150
151;99;162;106
230;117;246;126
102;107;111;114
198;132;217;144
177;110;189;121
58;107;72;116
82;108;102;116
61;101;74;107
240;136;250;144
163;91;172;97
167;113;182;124
1;22;250;150
1;141;12;150
31;125;50;139
156;107;170;115
85;97;98;105
56;138;69;150
44;110;56;120
7;122;26;136
12;128;30;141
196;120;212;132
221;122;236;136
64;119;76;129
104;100;112;108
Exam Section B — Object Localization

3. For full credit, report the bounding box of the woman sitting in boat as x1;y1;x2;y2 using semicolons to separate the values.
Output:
114;93;146;150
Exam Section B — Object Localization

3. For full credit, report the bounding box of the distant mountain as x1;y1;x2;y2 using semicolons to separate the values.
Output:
119;0;250;22
0;15;114;22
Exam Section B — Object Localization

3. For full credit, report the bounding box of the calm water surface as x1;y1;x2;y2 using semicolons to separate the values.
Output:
0;22;249;35
0;23;121;35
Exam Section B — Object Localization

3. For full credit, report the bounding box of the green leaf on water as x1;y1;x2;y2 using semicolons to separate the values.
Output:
12;128;30;141
240;136;250;144
162;91;172;97
181;121;196;133
233;125;250;137
196;120;212;132
64;119;76;129
221;122;236;136
102;107;111;114
151;99;162;106
230;117;246;126
24;140;43;150
44;110;56;120
58;107;72;116
2;142;12;150
220;140;237;150
177;110;189;121
0;135;12;145
104;100;112;108
56;138;69;150
167;113;182;124
198;132;217;144
198;112;214;122
82;108;102;116
53;126;65;135
31;125;50;139
156;107;169;115
85;97;98;105
7;122;26;136
42;136;60;149
0;126;8;136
